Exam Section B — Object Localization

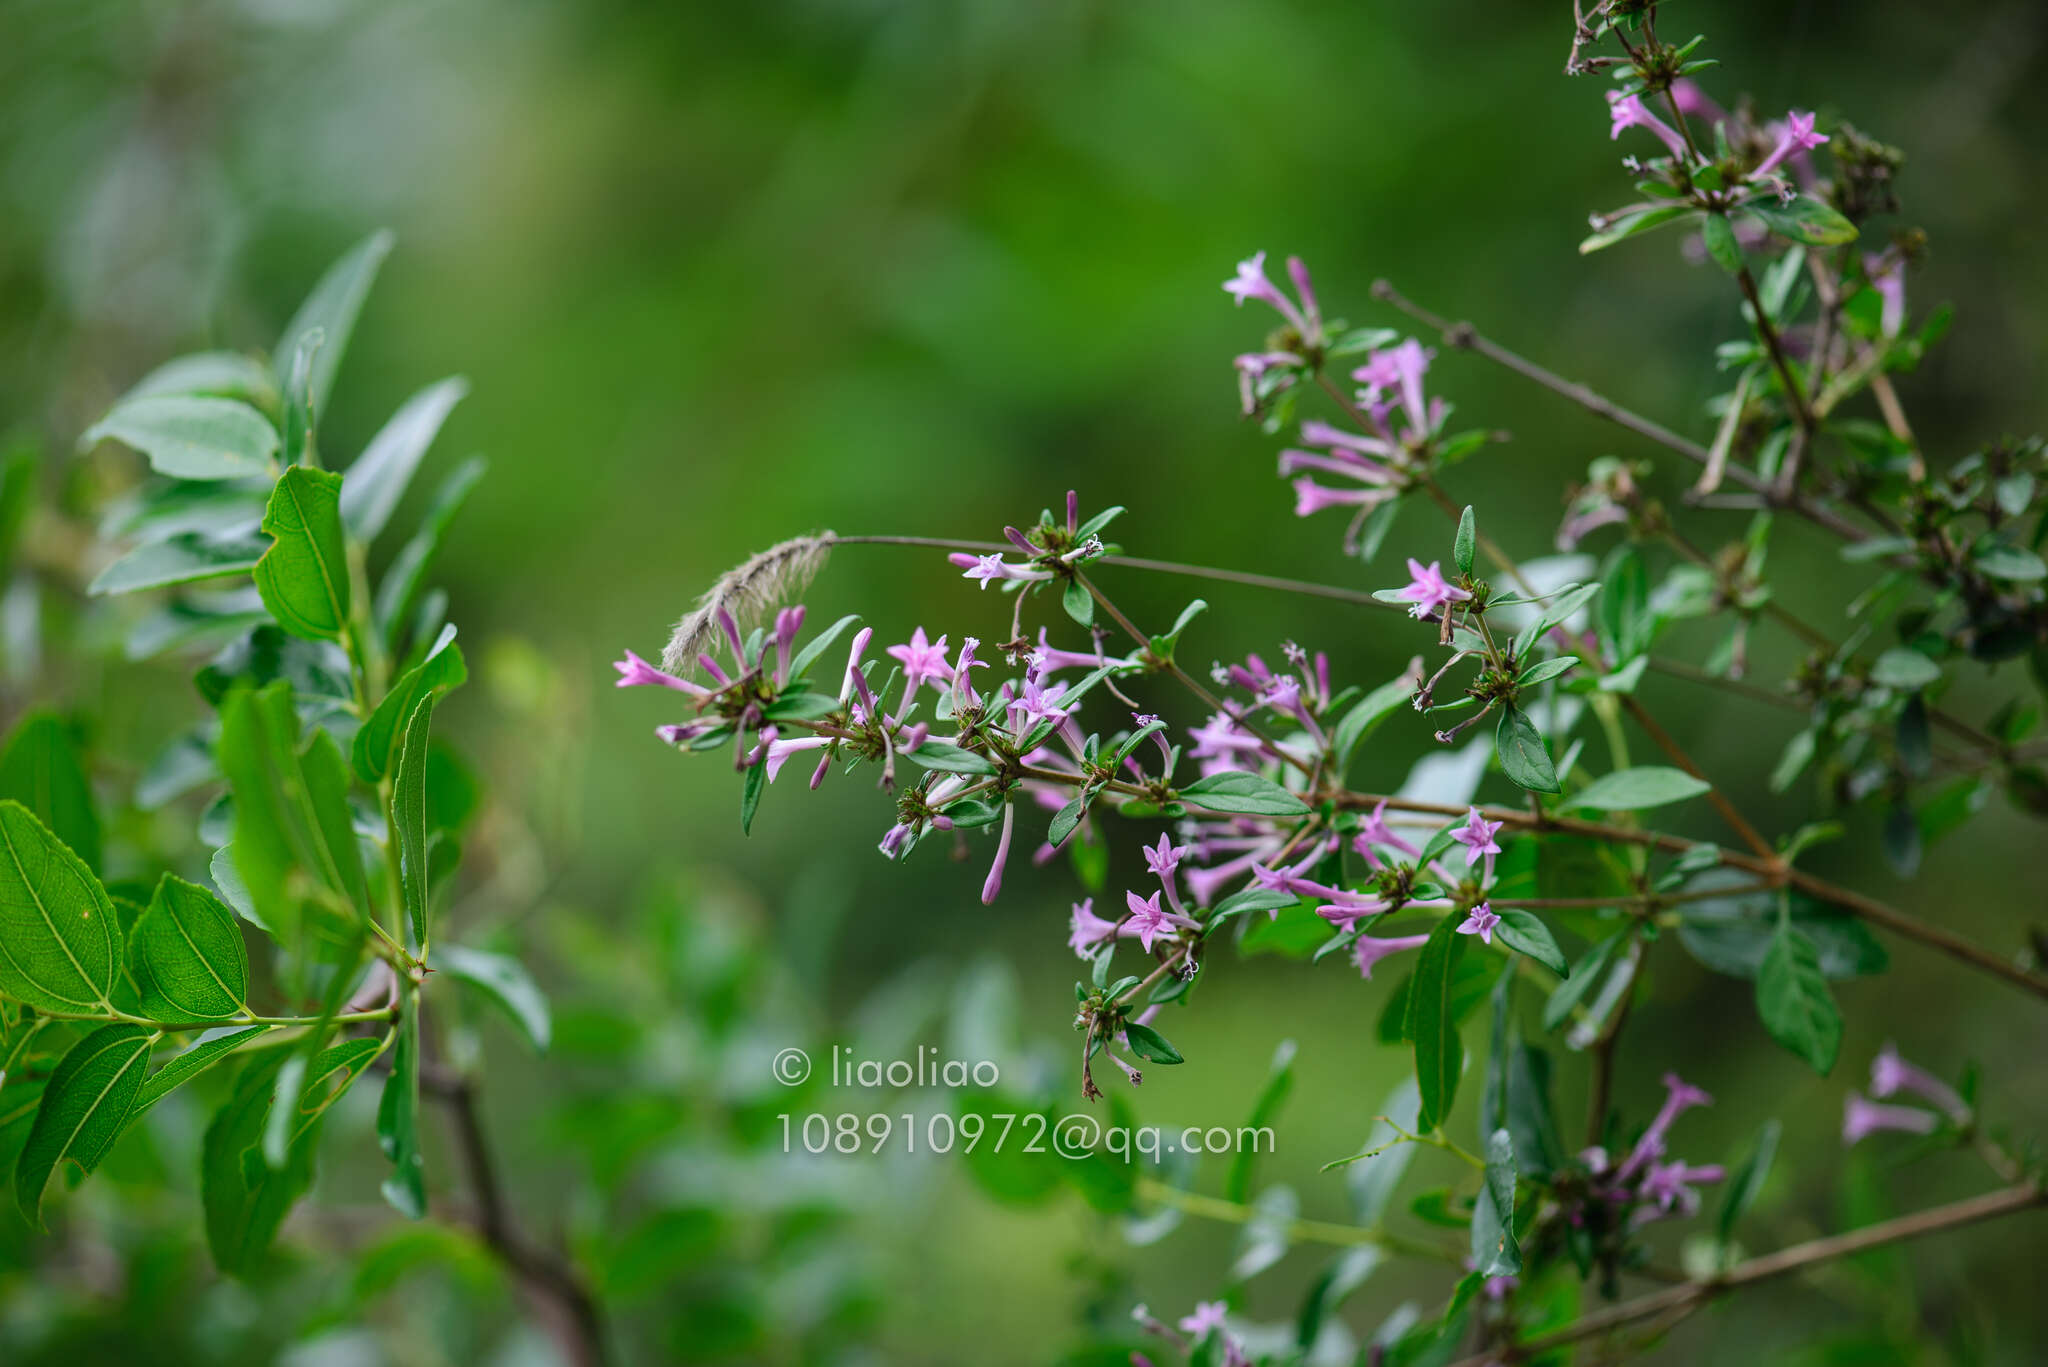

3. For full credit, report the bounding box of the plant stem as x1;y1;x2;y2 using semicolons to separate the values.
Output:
1449;1182;2046;1366
1135;1177;1463;1265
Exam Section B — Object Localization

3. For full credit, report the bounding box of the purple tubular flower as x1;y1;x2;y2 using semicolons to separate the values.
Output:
950;637;989;710
764;735;830;781
1456;903;1501;945
1222;251;1311;338
1843;1092;1940;1145
771;607;806;685
1394;558;1471;620
1353;799;1420;860
1068;898;1123;957
953;552;1054;589
1352;931;1432;980
980;802;1016;905
1753;110;1828;180
1177;1302;1229;1339
1869;1043;1967;1120
886;627;952;700
1286;255;1321;336
1449;807;1504;867
1670;78;1726;125
1124;889;1199;953
1640;1160;1725;1216
614;650;709;696
1292;477;1393;519
1617;1073;1713;1181
655;721;716;746
1143;833;1188;881
1353;339;1432;434
1606;90;1689;160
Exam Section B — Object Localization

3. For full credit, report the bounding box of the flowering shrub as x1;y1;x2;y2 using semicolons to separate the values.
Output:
615;5;2046;1361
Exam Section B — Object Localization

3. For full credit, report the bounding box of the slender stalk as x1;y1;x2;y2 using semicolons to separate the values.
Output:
1135;1177;1462;1264
1449;1183;2046;1366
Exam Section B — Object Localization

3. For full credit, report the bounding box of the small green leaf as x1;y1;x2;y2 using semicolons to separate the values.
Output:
1453;506;1476;576
1973;544;2046;582
1122;1021;1184;1066
131;875;249;1022
0;712;102;874
1870;648;1941;691
276;230;394;418
1470;1128;1520;1277
1495;706;1561;794
901;741;997;775
1756;921;1841;1074
1701;213;1742;272
82;396;279;481
377;1011;426;1219
1748;195;1858;247
1409;917;1466;1132
352;626;466;782
0;800;122;1015
392;693;441;947
15;1023;154;1221
437;943;551;1053
1717;1117;1781;1248
254;467;351;642
1569;765;1711;812
1180;770;1311;816
1579;205;1696;254
132;1026;276;1119
88;533;268;595
1061;577;1094;628
1490;909;1568;977
340;377;469;542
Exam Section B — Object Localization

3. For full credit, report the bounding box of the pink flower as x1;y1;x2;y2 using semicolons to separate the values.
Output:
1222;252;1315;340
1868;1043;1966;1120
1670;78;1725;125
1449;807;1504;868
1143;833;1188;881
1351;931;1430;980
1292;476;1392;519
1177;1301;1229;1338
614;650;708;696
1352;339;1433;434
886;628;953;699
1068;898;1122;958
1754;110;1828;180
981;803;1016;905
1457;903;1501;945
1393;558;1470;620
1606;90;1689;160
1124;889;1198;953
1843;1093;1940;1145
1641;1159;1725;1215
954;552;1053;590
764;735;831;782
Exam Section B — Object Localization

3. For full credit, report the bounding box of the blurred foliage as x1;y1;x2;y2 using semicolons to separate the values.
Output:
0;0;2044;1363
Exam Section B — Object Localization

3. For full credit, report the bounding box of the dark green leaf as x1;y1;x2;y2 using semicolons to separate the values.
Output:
1569;766;1710;812
1675;871;1887;980
1717;1118;1780;1247
254;467;351;641
1470;1128;1519;1277
1756;922;1841;1074
1701;213;1742;272
1180;770;1310;816
131;875;249;1022
901;741;996;775
1870;648;1941;691
0;800;122;1015
1333;673;1417;770
132;1026;276;1119
1496;706;1561;794
202;1054;314;1276
82;396;279;481
392;693;440;947
1491;909;1568;977
437;943;551;1052
1748;195;1859;247
377;1012;425;1219
1409;917;1466;1132
1122;1021;1184;1066
1061;577;1094;627
1579;206;1696;254
15;1023;153;1221
352;625;465;782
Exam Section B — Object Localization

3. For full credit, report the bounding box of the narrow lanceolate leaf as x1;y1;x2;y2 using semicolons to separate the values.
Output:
1495;705;1561;794
351;625;465;782
132;1025;276;1119
1453;506;1476;576
377;1011;426;1219
276;229;394;418
82;396;280;482
0;800;122;1015
372;455;485;648
438;943;551;1052
88;533;268;596
1470;1128;1520;1277
203;1054;315;1277
340;377;469;542
393;692;441;947
1408;917;1467;1133
1756;921;1841;1074
131;875;250;1022
15;1023;154;1221
0;711;102;873
254;468;351;642
1569;766;1711;812
1490;909;1569;977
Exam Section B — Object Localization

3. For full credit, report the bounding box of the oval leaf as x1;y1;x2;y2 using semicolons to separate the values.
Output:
15;1023;154;1221
254;467;352;642
132;875;250;1022
0;800;122;1015
83;396;279;481
1569;766;1711;812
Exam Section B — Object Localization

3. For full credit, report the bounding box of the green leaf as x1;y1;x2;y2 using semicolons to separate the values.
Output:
0;712;102;874
377;1011;425;1219
202;1053;314;1276
1579;205;1696;254
1569;766;1711;812
1675;871;1887;980
1717;1117;1780;1248
254;467;351;642
276;229;394;418
1180;770;1310;817
120;351;278;410
82;396;280;481
130;875;250;1023
437;943;551;1052
1542;931;1623;1031
1495;706;1561;794
1224;1039;1294;1203
1516;656;1577;689
132;1026;276;1119
1296;1247;1385;1351
15;1023;154;1221
1975;544;2048;581
392;693;441;947
373;456;486;649
1122;1021;1184;1066
1870;648;1941;691
0;800;122;1015
1490;909;1568;977
1470;1128;1520;1277
218;684;371;948
1756;921;1841;1074
88;532;268;595
340;377;469;542
1511;582;1600;658
901;741;996;775
1061;577;1095;628
1701;212;1743;272
1409;917;1466;1132
1453;506;1476;576
352;625;466;782
1332;673;1418;770
1748;195;1858;247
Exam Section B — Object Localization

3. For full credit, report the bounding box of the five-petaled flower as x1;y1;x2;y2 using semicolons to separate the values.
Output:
1753;109;1828;180
887;627;953;700
1177;1302;1229;1339
1124;889;1199;953
1450;807;1504;868
1606;90;1689;161
1394;558;1470;621
1457;904;1501;944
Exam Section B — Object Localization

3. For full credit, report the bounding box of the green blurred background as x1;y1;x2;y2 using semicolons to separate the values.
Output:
1;0;2044;1362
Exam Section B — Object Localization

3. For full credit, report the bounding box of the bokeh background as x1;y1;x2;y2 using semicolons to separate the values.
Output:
1;0;2044;1363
